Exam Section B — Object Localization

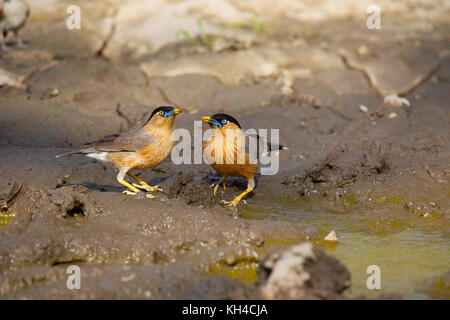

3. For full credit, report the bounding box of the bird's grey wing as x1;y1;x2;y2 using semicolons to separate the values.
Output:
84;134;119;146
84;129;155;153
244;132;286;154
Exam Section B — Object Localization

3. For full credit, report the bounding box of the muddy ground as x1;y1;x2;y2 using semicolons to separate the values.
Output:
0;1;449;299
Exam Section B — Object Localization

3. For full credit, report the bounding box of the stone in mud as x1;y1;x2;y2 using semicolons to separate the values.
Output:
323;230;337;242
257;243;350;299
383;94;410;108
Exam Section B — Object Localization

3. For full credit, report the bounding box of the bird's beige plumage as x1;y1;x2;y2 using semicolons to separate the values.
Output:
57;106;181;198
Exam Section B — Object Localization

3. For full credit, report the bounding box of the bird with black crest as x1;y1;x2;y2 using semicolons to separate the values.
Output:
56;106;182;198
201;113;286;215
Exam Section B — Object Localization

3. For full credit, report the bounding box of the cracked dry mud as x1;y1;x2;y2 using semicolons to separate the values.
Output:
0;0;449;299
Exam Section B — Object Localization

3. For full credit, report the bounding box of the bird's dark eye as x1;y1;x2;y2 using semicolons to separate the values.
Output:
159;111;164;115
221;119;228;124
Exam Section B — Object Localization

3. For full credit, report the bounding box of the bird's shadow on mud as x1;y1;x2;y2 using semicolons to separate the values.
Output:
55;182;123;193
55;177;167;193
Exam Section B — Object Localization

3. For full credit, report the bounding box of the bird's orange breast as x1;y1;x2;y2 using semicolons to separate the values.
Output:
109;127;174;170
203;131;257;179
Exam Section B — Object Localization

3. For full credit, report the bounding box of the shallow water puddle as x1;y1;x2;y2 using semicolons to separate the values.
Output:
0;208;16;227
325;229;449;298
239;197;450;299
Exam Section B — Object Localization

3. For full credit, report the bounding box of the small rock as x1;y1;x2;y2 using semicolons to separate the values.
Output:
297;152;308;160
357;45;370;57
225;251;237;266
324;230;338;242
384;94;410;107
50;88;59;97
359;105;368;113
388;112;398;119
258;243;350;299
121;273;136;282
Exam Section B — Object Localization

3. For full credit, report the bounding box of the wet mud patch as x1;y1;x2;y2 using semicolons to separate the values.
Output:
47;186;104;218
0;175;317;295
282;145;390;196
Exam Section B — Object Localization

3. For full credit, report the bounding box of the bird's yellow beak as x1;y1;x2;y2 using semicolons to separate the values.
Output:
201;116;211;124
174;108;182;115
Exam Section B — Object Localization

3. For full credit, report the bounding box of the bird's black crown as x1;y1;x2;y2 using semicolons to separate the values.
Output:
150;106;175;118
211;113;241;128
142;106;175;126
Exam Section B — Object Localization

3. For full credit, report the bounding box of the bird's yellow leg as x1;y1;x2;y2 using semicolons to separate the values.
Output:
128;173;163;192
210;175;227;196
221;187;253;207
119;179;141;195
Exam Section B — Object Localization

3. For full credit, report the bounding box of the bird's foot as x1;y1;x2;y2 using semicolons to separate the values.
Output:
220;199;237;207
145;193;158;199
220;198;246;207
122;190;139;195
210;182;226;196
132;183;163;192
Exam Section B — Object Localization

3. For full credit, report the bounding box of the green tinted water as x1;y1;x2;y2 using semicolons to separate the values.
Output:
239;195;450;299
0;208;15;227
